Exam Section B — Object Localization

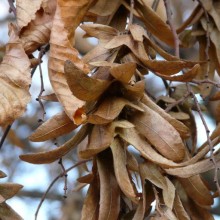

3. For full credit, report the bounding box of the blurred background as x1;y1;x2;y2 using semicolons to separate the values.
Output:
0;0;220;219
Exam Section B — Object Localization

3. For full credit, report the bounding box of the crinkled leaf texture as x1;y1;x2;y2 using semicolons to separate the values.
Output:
0;24;31;126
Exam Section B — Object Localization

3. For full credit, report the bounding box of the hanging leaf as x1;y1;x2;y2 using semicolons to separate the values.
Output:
16;0;43;29
155;64;200;82
29;111;77;142
179;175;213;206
173;194;190;220
0;183;23;202
0;202;23;220
48;0;92;124
20;124;90;164
20;0;56;54
0;24;31;126
110;138;138;202
165;154;220;178
64;60;111;102
97;153;120;220
141;94;190;139
87;97;143;124
130;103;185;162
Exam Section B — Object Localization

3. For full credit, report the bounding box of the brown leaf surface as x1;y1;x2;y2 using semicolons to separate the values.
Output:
64;60;111;102
20;124;90;164
110;138;138;202
81;179;99;220
155;64;200;82
173;194;190;220
88;97;143;124
16;0;42;29
130;103;185;162
97;153;120;220
0;171;7;179
49;0;92;124
0;202;23;220
29;111;77;142
179;175;213;206
165;154;220;178
141;94;190;139
110;62;136;83
0;183;23;201
135;0;175;46
140;162;175;209
79;120;134;159
0;24;31;126
89;0;121;16
20;0;56;54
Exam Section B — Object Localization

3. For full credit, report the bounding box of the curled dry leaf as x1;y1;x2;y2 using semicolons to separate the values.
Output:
0;171;7;179
39;93;58;102
87;97;143;124
155;64;200;82
140;162;175;209
79;120;134;159
110;62;136;83
20;124;90;164
20;0;56;54
29;111;77;142
110;138;138;203
49;0;92;124
0;183;23;202
165;154;220;178
97;153;120;220
130;103;185;162
16;0;43;29
64;60;111;102
0;24;31;126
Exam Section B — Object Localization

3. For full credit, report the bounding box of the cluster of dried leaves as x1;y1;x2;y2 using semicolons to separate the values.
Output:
1;0;220;219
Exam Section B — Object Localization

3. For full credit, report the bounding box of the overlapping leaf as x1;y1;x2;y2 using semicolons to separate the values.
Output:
0;24;31;126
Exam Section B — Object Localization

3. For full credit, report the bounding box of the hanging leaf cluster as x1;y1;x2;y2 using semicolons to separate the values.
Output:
1;0;220;219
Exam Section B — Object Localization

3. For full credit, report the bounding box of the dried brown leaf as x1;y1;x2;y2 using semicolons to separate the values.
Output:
110;62;136;83
135;0;175;46
81;180;99;220
141;94;190;139
20;0;56;54
130;103;185;162
29;111;77;142
64;60;111;102
140;162;175;209
39;93;58;102
16;0;42;29
179;175;213;206
0;183;23;201
173;194;190;220
20;124;90;164
165;154;220;178
0;202;23;220
110;138;138;202
168;112;190;121
97;153;120;220
88;97;143;124
0;171;6;179
49;0;92;124
89;0;121;16
0;24;31;126
155;64;200;82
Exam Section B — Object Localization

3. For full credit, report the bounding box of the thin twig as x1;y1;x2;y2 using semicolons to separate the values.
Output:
35;159;91;220
7;0;16;16
58;158;68;198
0;124;12;150
163;0;179;57
165;92;190;112
192;79;220;88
